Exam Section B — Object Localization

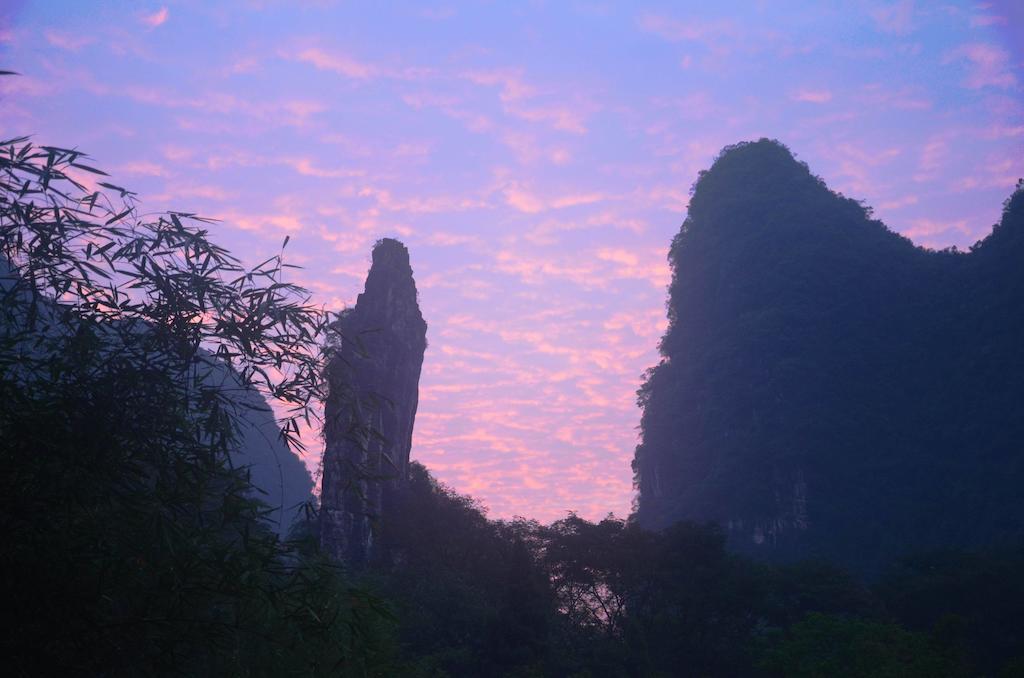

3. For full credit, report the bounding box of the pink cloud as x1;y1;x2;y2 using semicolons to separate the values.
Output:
969;14;1006;28
512;104;588;134
222;56;260;76
463;68;536;102
637;12;736;43
878;194;919;210
858;83;931;110
502;183;611;214
140;7;169;28
116;85;326;129
947;43;1017;89
356;185;488;214
44;30;93;51
596;248;670;288
903;217;970;241
291;47;378;79
913;136;950;182
503;184;546;213
117;160;169;177
403;91;495;133
426;232;483;247
792;89;833;104
652;91;721;120
818;141;904;195
463;68;591;134
0;73;57;98
871;1;915;35
603;309;668;340
286;157;363;179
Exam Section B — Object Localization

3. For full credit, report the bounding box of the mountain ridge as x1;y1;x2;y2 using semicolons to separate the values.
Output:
632;139;1024;574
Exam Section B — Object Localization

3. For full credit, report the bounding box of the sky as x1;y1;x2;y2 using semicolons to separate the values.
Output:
1;1;1022;523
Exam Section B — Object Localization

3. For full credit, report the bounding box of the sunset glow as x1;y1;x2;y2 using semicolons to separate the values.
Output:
2;0;1021;522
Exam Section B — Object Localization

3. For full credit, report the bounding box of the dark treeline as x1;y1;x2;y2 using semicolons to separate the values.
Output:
4;125;1024;676
358;461;1024;677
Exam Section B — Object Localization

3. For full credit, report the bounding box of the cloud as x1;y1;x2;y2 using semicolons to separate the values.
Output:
636;12;736;43
489;245;668;291
291;47;378;79
44;30;94;51
913;136;949;182
596;248;671;288
870;1;914;35
140;7;169;28
402;91;495;133
792;89;833;104
503;184;546;213
947;43;1017;89
286;44;433;82
817;141;904;196
463;68;536;103
512;104;588;134
462;68;591;134
903;217;970;240
426;232;482;247
603;309;668;340
114;85;327;129
858;83;931;110
878;194;919;210
498;177;613;214
285;157;364;179
0;73;57;98
651;91;720;120
149;183;237;203
356;185;488;214
117;160;169;177
213;210;307;235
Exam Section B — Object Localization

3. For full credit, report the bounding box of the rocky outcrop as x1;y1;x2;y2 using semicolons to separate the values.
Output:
633;140;1024;574
320;238;427;564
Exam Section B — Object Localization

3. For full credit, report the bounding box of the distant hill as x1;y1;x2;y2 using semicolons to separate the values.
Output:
0;257;312;535
207;358;314;535
632;139;1024;574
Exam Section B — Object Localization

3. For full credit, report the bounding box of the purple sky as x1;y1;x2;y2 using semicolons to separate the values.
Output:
2;1;1021;522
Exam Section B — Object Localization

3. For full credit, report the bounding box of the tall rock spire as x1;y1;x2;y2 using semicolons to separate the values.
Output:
320;238;427;564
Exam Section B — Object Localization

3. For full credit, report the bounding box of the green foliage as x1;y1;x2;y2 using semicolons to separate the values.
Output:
758;613;963;678
370;466;1024;677
876;548;1024;676
373;463;555;676
0;133;395;675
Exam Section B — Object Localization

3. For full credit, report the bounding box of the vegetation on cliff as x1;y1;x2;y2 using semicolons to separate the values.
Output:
633;139;1024;575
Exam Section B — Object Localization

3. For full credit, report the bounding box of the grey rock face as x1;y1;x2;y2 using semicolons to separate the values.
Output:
208;362;314;535
320;239;427;564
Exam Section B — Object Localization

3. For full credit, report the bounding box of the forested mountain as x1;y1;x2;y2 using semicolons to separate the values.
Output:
633;139;1024;574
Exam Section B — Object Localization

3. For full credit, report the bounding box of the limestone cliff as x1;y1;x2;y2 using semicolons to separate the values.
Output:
320;238;427;564
633;139;1024;574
